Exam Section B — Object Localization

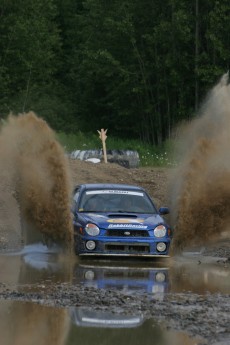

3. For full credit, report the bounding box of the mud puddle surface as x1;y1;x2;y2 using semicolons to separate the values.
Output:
0;243;229;345
0;300;199;345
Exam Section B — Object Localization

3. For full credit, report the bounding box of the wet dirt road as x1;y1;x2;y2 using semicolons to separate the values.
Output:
1;81;230;344
0;243;229;345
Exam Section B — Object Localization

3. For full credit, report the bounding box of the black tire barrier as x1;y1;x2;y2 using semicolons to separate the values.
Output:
70;149;140;169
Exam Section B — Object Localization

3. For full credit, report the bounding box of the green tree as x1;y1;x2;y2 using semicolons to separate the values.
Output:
59;0;195;144
0;0;64;129
1;0;229;143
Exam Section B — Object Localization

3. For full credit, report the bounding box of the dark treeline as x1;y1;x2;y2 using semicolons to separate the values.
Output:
0;0;229;145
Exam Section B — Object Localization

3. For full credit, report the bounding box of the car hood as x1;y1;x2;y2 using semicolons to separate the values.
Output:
79;213;165;230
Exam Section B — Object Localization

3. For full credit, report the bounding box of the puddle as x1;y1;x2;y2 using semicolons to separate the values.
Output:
0;243;229;295
73;261;169;299
74;258;230;295
0;300;199;345
170;254;230;294
0;243;229;344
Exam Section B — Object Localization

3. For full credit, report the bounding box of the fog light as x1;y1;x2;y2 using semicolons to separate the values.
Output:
84;270;95;280
85;240;96;250
155;272;166;282
156;242;166;252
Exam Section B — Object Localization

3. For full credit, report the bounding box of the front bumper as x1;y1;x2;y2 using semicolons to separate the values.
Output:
79;253;170;258
74;233;171;257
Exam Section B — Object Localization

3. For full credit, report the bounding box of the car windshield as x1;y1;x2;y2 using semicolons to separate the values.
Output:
78;189;157;214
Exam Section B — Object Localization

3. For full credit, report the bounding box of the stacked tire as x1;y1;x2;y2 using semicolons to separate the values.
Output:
70;149;140;169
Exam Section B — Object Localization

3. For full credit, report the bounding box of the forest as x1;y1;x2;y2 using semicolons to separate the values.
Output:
0;0;229;145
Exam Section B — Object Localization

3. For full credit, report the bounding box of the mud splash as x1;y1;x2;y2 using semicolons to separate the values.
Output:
170;73;230;250
0;112;73;248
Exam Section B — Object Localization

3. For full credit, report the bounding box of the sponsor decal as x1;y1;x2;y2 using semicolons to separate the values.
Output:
108;224;148;229
108;218;144;223
86;190;143;196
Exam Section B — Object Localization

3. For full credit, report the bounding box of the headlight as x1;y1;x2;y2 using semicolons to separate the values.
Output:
154;225;166;238
152;285;165;293
85;223;100;236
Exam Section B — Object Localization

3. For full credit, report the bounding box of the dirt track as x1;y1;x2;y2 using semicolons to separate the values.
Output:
1;76;230;343
0;158;230;345
69;159;170;207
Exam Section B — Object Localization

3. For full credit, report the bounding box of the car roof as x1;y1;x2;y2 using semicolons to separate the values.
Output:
75;183;146;192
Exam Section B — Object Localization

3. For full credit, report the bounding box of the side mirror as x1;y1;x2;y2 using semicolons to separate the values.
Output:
159;207;170;215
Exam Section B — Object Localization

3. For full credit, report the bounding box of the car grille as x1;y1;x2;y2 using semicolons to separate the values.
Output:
105;243;150;253
103;284;146;291
104;271;149;279
107;229;149;237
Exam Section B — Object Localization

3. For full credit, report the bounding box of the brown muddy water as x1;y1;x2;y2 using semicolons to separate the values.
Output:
170;73;230;250
0;243;229;345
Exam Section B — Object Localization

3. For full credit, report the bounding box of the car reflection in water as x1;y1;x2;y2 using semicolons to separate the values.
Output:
73;261;169;297
7;246;193;345
70;261;170;343
20;246;168;340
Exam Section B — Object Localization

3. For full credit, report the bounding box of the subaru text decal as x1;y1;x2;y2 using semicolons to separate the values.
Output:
107;218;144;223
108;224;148;229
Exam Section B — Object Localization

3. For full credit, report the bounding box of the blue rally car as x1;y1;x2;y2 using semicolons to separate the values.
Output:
72;183;172;258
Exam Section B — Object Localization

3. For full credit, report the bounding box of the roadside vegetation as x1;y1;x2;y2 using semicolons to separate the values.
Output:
57;131;176;167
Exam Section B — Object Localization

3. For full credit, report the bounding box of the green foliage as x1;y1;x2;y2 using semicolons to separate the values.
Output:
0;0;61;119
57;131;176;167
57;131;101;151
0;0;229;142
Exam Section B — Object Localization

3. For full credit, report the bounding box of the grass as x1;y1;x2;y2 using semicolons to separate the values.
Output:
57;131;176;167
